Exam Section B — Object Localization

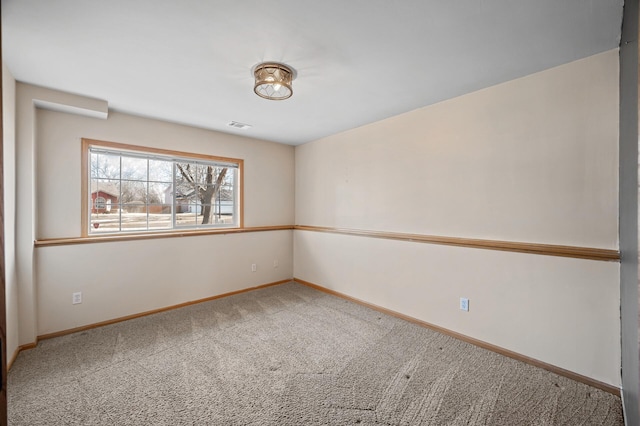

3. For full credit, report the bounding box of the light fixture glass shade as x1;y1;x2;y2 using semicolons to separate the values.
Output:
254;62;293;100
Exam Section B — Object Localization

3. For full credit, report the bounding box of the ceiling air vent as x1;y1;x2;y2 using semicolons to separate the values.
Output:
227;121;252;130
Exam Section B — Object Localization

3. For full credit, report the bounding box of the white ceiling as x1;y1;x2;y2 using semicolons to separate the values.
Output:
2;0;624;145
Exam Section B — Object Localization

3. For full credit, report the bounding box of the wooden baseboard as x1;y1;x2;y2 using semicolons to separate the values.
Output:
7;343;37;371
293;277;621;397
7;349;18;371
12;277;621;397
9;279;293;368
35;279;291;342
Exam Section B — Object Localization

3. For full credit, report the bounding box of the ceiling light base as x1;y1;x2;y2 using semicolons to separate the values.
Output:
253;62;294;100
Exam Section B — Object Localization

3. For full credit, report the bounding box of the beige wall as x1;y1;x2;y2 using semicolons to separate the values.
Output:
294;50;621;386
294;231;620;385
296;50;619;249
36;109;294;238
37;230;293;335
3;63;19;361
17;84;294;339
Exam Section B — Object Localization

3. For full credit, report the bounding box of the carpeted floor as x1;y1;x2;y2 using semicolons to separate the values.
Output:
8;282;623;425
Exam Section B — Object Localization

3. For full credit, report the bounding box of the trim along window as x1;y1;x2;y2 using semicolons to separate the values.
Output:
82;139;243;236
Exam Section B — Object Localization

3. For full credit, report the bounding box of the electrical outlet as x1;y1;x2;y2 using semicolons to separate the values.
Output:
251;263;257;272
72;292;82;305
273;259;279;269
460;297;469;312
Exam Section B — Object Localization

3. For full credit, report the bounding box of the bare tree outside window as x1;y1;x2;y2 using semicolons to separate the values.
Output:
175;163;228;225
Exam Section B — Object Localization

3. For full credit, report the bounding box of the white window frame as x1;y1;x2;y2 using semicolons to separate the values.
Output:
82;138;243;236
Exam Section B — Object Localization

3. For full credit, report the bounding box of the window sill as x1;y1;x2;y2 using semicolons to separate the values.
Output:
34;225;294;247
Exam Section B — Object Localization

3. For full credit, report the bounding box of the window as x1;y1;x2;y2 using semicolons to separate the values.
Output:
82;139;243;236
94;197;106;210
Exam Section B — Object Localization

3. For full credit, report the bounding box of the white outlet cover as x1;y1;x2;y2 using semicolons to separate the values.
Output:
72;292;82;304
460;297;469;312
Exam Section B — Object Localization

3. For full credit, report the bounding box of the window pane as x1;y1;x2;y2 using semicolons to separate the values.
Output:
175;162;196;185
121;156;147;181
149;182;170;204
148;204;172;229
198;204;234;225
216;199;235;216
90;204;121;234
199;204;214;225
90;179;121;211
199;185;217;205
222;169;235;194
121;204;148;231
176;209;197;227
196;165;214;184
122;201;146;214
149;159;173;183
174;182;196;204
221;209;234;224
91;152;120;179
121;180;147;204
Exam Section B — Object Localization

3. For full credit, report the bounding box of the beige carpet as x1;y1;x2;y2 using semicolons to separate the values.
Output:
8;282;623;425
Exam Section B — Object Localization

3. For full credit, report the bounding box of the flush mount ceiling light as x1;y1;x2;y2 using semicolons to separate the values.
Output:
253;62;294;100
